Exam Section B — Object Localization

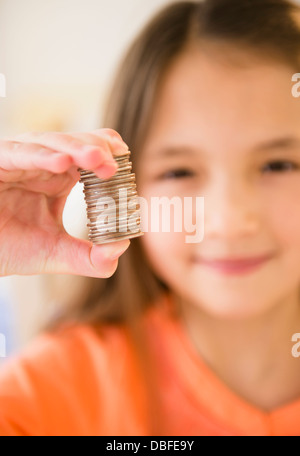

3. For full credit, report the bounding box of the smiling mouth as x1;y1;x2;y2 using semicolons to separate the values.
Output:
195;254;274;275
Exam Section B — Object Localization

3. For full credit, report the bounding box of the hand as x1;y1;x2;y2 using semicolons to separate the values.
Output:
0;129;131;278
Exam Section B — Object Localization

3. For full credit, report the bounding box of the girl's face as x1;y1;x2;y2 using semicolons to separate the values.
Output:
137;44;300;319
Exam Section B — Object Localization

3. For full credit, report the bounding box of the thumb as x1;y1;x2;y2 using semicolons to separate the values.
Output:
45;234;131;277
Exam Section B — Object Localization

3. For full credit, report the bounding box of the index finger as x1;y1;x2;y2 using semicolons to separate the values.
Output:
13;130;129;178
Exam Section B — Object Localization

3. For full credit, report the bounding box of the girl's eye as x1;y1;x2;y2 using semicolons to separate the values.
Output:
262;160;299;173
160;168;194;180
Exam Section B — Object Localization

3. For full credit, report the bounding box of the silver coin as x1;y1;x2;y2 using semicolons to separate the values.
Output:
80;152;143;244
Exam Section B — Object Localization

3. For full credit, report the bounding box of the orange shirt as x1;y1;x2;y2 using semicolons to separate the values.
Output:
0;293;300;436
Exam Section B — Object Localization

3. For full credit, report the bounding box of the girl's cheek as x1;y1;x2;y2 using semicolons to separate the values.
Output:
261;178;300;243
138;185;188;267
140;231;179;285
140;176;300;250
138;182;199;247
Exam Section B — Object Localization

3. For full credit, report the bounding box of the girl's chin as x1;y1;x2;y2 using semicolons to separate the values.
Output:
185;297;271;321
175;283;275;320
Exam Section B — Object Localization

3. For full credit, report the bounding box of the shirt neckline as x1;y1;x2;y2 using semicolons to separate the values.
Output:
153;292;300;436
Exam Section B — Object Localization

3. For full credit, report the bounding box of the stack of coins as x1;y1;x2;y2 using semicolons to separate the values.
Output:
79;151;144;244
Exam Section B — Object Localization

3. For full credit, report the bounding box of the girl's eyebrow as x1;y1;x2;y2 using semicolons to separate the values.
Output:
147;146;199;158
148;137;300;158
252;137;300;153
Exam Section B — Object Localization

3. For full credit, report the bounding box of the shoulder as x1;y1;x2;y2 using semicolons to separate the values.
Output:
0;323;124;379
0;323;135;435
0;320;139;393
0;296;172;436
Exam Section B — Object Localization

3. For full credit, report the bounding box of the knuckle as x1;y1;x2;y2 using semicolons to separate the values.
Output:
81;133;105;147
43;131;73;145
68;137;85;149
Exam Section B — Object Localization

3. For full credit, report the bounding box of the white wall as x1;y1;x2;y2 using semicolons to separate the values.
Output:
0;0;174;134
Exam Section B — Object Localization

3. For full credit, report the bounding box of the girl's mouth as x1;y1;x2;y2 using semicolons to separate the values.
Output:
196;254;274;276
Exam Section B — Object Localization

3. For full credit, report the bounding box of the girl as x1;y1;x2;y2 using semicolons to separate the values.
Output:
0;0;300;436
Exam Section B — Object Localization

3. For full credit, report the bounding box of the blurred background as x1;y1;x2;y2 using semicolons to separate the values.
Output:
0;0;174;359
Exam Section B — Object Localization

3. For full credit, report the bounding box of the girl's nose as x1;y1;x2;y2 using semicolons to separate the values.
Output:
203;179;261;240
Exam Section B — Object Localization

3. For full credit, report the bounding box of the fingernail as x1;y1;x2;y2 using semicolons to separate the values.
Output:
102;241;130;260
110;136;129;150
95;161;117;179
